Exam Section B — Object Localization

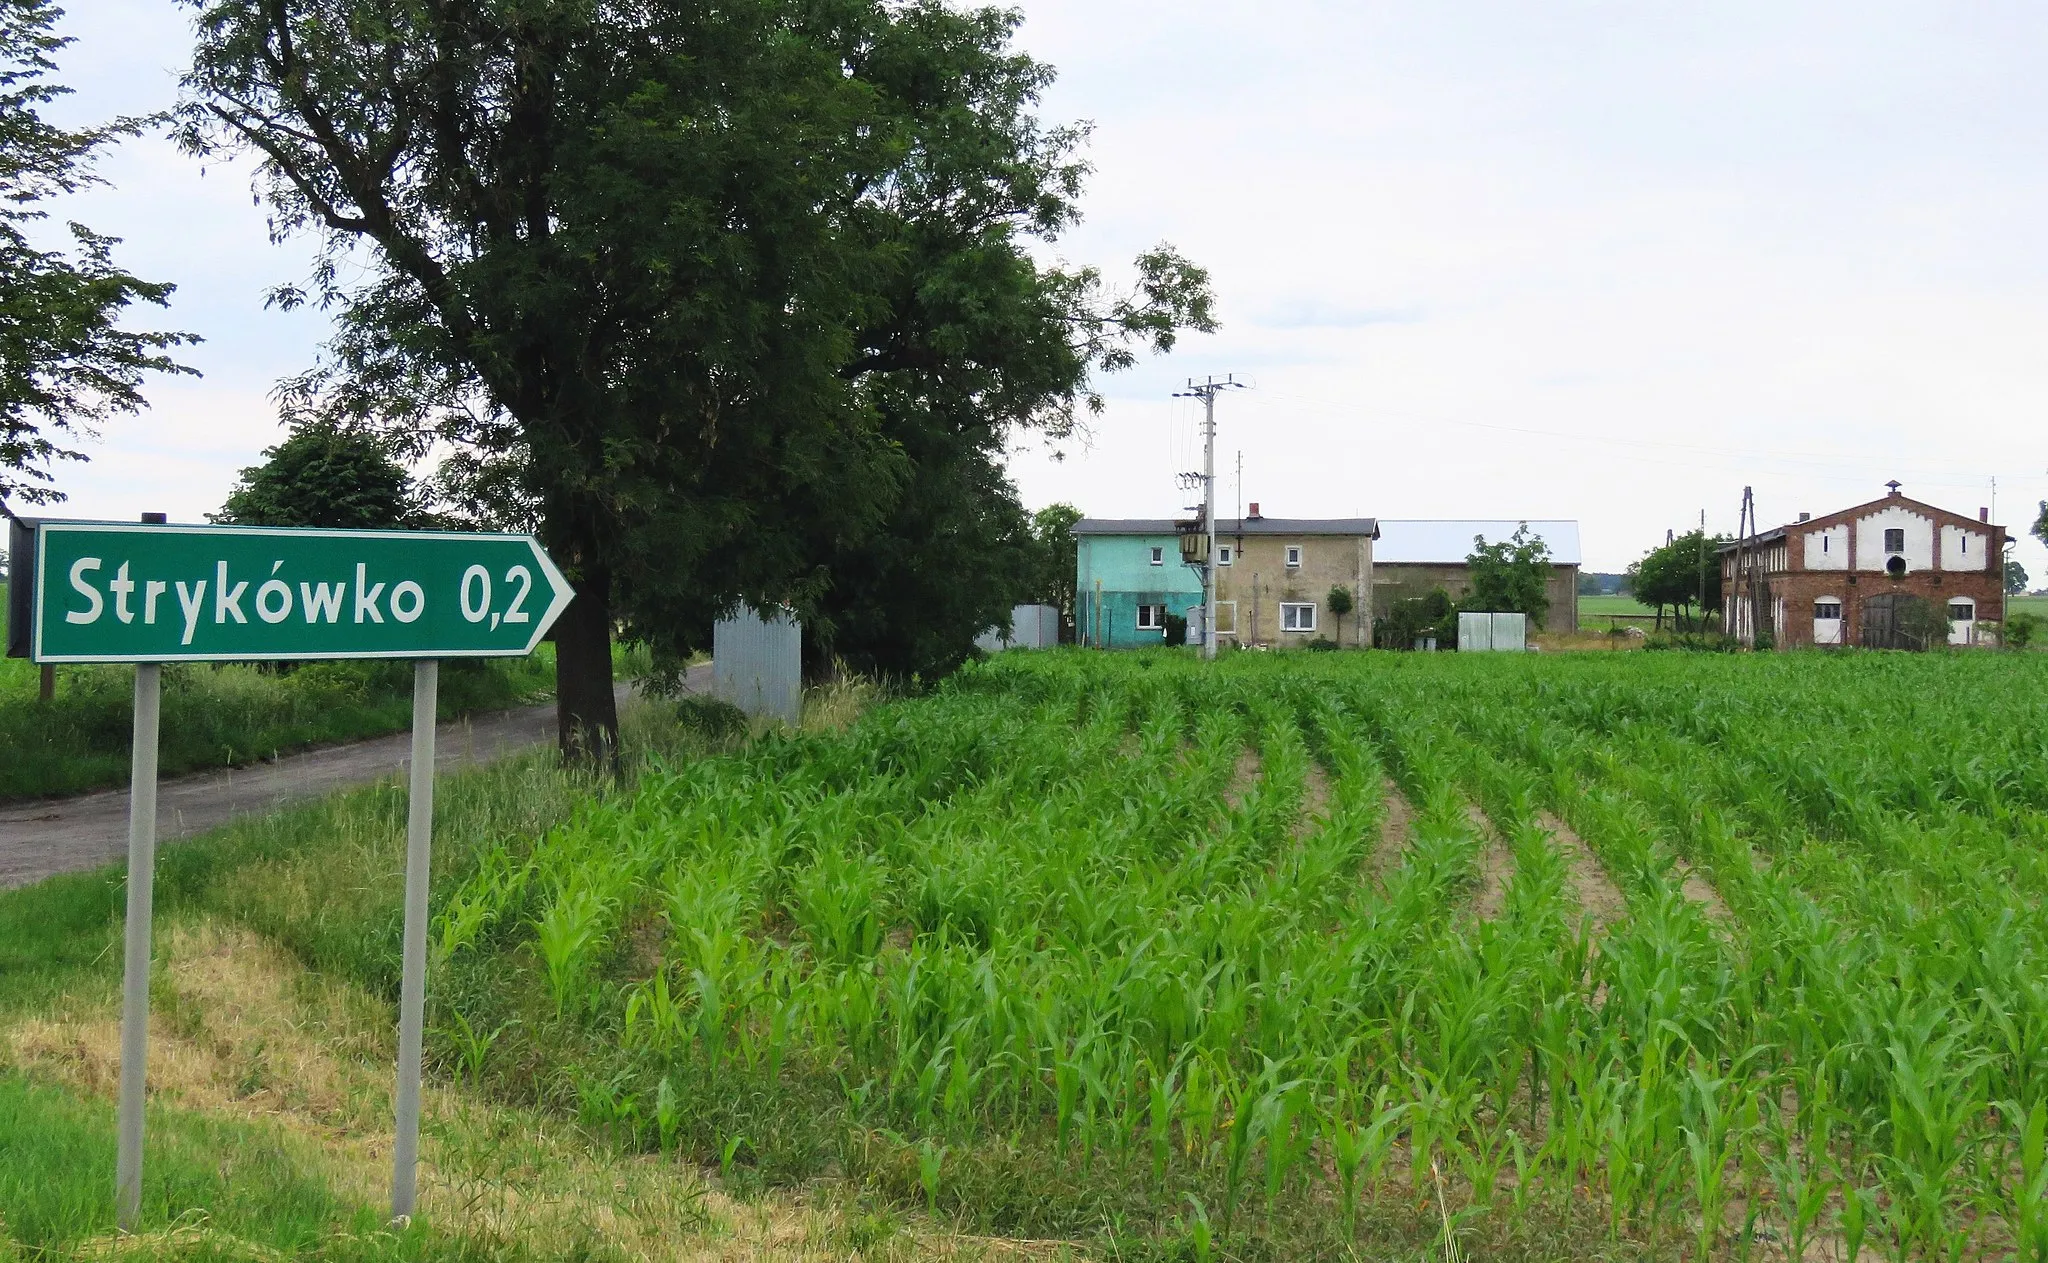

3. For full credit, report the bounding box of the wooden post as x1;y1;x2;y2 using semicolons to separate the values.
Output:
39;662;53;701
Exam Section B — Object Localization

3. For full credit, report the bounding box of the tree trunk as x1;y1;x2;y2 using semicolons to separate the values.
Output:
554;564;620;768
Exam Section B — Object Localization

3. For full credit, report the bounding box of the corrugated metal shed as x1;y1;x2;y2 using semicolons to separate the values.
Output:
712;606;801;726
1375;520;1581;566
1458;611;1529;651
976;604;1060;652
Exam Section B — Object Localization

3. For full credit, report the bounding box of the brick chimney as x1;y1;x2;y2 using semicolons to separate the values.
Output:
1247;501;1262;520
1980;507;1990;522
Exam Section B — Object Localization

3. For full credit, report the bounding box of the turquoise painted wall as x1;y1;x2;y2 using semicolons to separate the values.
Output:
1076;534;1204;648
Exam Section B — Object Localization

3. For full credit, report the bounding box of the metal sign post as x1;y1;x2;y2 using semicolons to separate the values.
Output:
113;660;159;1232
7;519;572;1231
390;659;437;1221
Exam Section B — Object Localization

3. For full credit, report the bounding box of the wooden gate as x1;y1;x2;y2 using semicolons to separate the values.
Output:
1860;592;1936;650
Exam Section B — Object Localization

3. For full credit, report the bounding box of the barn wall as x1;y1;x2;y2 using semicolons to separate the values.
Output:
1371;563;1580;633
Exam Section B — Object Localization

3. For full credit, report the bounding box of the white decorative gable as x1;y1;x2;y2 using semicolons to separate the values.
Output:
1803;524;1848;571
1856;506;1934;573
1940;524;1987;571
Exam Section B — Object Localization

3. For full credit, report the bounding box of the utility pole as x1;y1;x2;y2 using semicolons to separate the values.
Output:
1695;509;1706;633
1173;376;1246;659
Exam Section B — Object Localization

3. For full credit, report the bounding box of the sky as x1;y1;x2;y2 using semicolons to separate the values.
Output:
27;1;2048;574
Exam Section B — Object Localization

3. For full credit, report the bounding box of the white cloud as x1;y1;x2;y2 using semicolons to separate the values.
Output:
34;1;2048;576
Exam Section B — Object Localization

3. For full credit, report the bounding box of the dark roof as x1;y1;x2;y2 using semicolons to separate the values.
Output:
1715;527;1787;554
1075;516;1379;538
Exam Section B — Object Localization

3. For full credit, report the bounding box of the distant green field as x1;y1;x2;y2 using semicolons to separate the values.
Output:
2006;594;2048;620
1578;593;1659;617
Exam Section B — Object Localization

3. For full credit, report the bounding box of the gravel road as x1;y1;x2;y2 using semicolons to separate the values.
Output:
0;667;706;890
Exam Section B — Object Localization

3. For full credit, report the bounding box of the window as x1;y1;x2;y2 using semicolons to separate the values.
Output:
1284;545;1303;567
1217;545;1234;566
1149;546;1164;566
1813;596;1844;645
1884;527;1905;553
1280;602;1317;632
1948;600;1975;621
1136;604;1165;631
1959;535;1969;555
1821;536;1829;554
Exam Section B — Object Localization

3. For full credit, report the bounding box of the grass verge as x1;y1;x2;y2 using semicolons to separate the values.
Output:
0;682;1044;1261
0;642;650;802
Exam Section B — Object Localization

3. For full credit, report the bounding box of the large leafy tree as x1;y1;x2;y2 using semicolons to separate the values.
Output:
1628;529;1726;631
0;0;196;518
212;421;419;529
1463;523;1553;628
179;0;1211;759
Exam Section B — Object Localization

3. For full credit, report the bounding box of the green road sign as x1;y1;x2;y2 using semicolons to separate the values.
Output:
26;522;573;663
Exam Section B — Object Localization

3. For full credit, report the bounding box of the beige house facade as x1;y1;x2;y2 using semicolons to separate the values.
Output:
1213;507;1380;647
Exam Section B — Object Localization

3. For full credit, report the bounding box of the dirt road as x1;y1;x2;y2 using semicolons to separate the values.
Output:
0;668;705;890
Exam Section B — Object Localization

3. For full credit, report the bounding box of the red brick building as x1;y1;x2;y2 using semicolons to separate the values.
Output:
1718;483;2006;649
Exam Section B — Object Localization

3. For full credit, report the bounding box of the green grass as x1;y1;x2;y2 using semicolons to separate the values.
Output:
0;640;653;802
0;696;758;1260
1577;593;1658;617
0;1073;409;1257
0;654;556;801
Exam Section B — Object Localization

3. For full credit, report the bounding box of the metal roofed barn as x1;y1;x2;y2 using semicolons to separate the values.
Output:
1371;519;1582;634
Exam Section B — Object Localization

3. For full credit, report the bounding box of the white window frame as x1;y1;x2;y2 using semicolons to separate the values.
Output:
1284;544;1303;568
1280;602;1317;633
1135;603;1165;631
1149;546;1164;566
1814;596;1844;646
1884;527;1905;553
1217;544;1234;566
1948;598;1975;646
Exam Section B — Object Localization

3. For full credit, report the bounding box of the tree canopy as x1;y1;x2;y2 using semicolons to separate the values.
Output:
1629;530;1726;630
1027;503;1082;620
179;0;1211;756
212;421;419;530
0;0;195;517
1463;524;1553;628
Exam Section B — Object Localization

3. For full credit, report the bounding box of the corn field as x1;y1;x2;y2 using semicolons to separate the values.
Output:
432;650;2048;1259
